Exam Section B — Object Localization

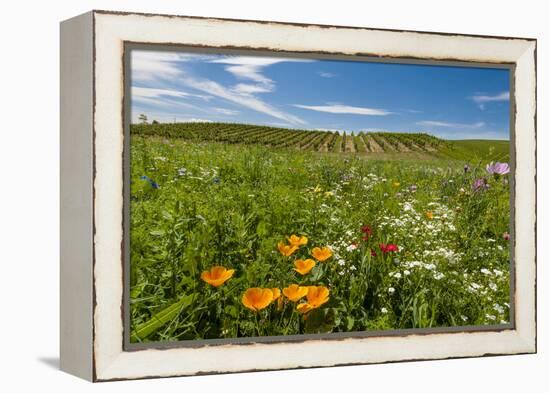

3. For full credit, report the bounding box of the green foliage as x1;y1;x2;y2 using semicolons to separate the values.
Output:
130;133;511;343
130;122;484;156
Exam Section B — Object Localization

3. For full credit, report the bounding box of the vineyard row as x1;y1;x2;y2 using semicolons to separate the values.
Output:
130;122;450;154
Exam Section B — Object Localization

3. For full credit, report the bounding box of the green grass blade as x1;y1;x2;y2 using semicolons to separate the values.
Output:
131;294;196;342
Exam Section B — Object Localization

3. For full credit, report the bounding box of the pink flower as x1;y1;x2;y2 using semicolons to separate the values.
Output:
486;162;510;175
503;232;510;241
472;178;489;192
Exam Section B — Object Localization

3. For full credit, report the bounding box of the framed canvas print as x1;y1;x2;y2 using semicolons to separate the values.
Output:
60;10;537;382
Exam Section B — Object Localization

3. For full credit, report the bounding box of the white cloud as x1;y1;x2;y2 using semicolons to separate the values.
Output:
210;56;313;97
471;91;510;103
318;72;336;78
180;118;214;123
293;104;392;116
213;108;239;116
131;87;212;112
131;51;216;82
130;51;308;125
132;86;210;100
470;91;510;109
182;77;305;125
417;120;486;128
232;83;273;95
210;56;311;83
131;52;184;82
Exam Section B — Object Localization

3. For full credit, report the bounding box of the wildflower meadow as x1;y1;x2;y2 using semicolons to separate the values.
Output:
129;124;511;343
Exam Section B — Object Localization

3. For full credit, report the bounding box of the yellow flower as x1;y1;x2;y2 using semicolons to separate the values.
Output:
270;288;281;301
283;284;309;302
242;288;274;311
296;303;315;314
425;211;434;220
288;234;308;247
200;266;235;287
313;185;322;193
294;259;316;275
324;191;334;197
278;241;299;256
393;181;401;187
311;246;333;262
296;286;330;314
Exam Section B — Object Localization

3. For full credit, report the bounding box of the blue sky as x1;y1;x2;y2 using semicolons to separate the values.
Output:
131;50;510;140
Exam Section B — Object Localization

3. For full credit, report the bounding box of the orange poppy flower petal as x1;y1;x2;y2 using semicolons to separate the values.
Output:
311;246;333;262
293;259;316;275
288;234;308;247
271;288;281;301
201;266;235;287
297;303;314;314
306;285;330;307
283;284;309;302
242;288;274;311
278;241;299;256
242;292;258;311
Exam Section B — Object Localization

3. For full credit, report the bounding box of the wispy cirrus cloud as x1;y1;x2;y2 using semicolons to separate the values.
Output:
293;104;392;116
132;52;307;125
182;77;305;125
232;83;273;95
213;108;240;116
131;51;214;82
417;120;486;129
132;87;211;101
210;56;313;96
470;91;509;109
318;71;337;78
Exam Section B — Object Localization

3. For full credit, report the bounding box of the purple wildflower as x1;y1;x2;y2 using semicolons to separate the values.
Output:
409;184;417;193
472;178;489;192
486;162;510;175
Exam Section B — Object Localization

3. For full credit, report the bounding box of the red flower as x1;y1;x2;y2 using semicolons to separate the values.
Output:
379;243;399;253
370;249;377;257
361;225;373;240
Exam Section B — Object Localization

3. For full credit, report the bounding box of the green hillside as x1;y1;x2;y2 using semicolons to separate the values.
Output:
130;122;509;163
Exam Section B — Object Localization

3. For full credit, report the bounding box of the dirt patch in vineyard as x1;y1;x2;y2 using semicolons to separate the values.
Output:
376;136;396;152
394;140;411;152
364;135;383;152
423;144;437;152
344;136;356;153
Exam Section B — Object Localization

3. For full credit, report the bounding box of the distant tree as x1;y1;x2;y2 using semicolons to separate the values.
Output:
138;114;148;124
152;120;159;124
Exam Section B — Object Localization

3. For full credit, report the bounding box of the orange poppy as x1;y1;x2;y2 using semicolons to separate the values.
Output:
293;259;316;275
288;234;308;247
278;241;299;257
242;288;274;311
200;266;235;287
282;284;308;302
297;286;330;314
311;246;333;262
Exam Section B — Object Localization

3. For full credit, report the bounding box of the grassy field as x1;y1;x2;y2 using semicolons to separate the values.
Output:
129;123;511;343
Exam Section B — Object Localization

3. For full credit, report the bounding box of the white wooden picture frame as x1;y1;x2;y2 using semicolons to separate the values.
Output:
60;10;536;381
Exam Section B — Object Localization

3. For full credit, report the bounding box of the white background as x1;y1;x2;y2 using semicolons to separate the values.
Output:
0;0;546;391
